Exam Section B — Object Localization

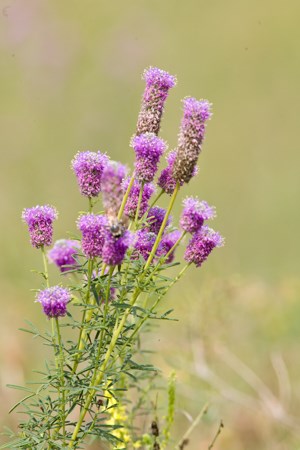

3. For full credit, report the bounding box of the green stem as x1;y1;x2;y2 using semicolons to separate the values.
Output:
72;257;94;373
117;174;135;221
144;182;180;272
55;318;66;443
147;189;164;212
133;181;144;229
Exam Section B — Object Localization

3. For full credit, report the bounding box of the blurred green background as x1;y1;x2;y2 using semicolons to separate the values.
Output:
1;0;300;448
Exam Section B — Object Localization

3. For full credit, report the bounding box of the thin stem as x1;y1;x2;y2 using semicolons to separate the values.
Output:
147;188;164;212
117;173;135;221
72;257;94;373
144;182;180;272
133;181;144;229
41;246;50;289
208;421;224;450
55;318;66;443
175;402;210;450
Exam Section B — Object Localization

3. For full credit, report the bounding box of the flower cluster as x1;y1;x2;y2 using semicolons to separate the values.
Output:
136;67;176;136
173;98;212;184
36;286;71;318
48;239;80;272
131;133;166;183
184;226;224;267
72;151;108;197
22;205;57;248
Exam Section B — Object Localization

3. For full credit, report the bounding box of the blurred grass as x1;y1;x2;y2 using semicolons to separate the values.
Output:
0;0;300;448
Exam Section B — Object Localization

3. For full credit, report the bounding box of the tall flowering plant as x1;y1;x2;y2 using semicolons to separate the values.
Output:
4;67;223;449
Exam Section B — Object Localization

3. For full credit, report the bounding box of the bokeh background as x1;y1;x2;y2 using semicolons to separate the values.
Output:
1;0;300;448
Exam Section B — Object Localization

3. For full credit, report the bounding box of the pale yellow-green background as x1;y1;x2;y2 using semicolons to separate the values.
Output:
1;1;300;449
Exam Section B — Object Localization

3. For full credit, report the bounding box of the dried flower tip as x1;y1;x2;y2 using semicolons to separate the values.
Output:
102;230;133;266
146;206;171;234
48;239;80;272
136;67;176;136
180;197;216;233
22;205;58;248
184;225;224;267
132;133;167;183
36;286;71;318
71;151;108;197
157;230;181;263
173;97;212;184
77;214;107;258
101;161;127;215
132;230;157;260
123;179;155;219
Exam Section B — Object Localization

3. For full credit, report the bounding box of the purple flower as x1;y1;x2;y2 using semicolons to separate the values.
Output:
180;198;216;233
158;151;198;195
71;151;108;197
101;161;127;215
146;206;170;235
102;230;133;266
131;133;167;183
184;226;224;268
48;239;80;272
157;230;181;263
77;214;107;258
136;67;176;136
36;286;71;318
173;98;212;184
22;205;58;248
132;230;156;260
123;179;155;219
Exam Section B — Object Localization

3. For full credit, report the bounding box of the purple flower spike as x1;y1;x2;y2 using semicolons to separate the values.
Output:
71;151;108;197
102;230;133;266
101;161;127;215
22;205;58;248
48;239;80;272
132;230;157;260
157;230;181;263
123;179;155;219
180;198;216;233
131;133;167;183
36;286;71;318
184;226;224;268
158;151;199;196
77;214;107;258
146;206;170;234
173;97;212;184
137;67;176;136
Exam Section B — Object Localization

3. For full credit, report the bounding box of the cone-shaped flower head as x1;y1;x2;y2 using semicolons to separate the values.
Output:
48;239;80;272
123;179;155;219
157;151;198;195
36;286;71;318
22;205;58;248
157;230;181;263
173;98;212;184
77;214;107;258
101;161;127;215
132;230;157;260
184;226;224;268
136;67;176;136
71;151;108;197
146;206;171;235
102;230;133;266
180;198;216;233
131;133;167;183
